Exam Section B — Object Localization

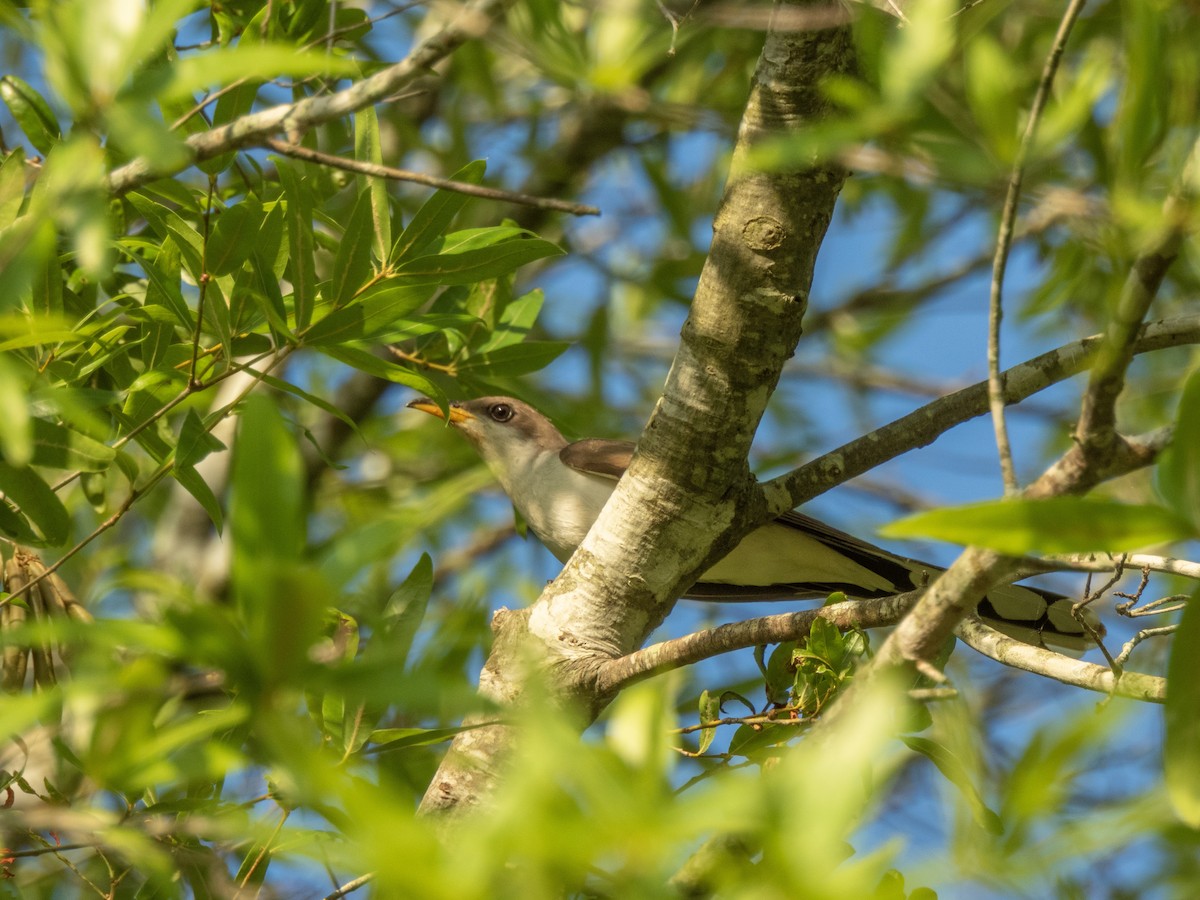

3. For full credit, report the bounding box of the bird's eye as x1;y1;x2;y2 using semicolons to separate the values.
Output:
489;403;514;423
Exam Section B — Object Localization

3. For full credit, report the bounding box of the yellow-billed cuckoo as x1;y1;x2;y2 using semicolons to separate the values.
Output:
408;396;1097;650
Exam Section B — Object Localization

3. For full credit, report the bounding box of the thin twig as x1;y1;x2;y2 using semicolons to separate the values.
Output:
986;0;1089;494
324;873;375;900
956;615;1166;702
263;139;599;216
109;0;520;194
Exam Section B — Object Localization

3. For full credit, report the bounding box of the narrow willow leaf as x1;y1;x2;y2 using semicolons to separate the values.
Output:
0;461;69;546
393;238;563;286
379;554;432;671
318;345;445;402
0;356;31;466
354;106;391;261
30;418;115;471
176;409;225;469
1158;367;1200;530
331;191;376;308
881;497;1195;555
170;464;223;532
206;202;261;276
902;735;1003;834
1165;591;1200;827
389;159;486;264
458;340;570;377
302;281;434;346
0;149;26;229
0;75;60;155
276;159;316;329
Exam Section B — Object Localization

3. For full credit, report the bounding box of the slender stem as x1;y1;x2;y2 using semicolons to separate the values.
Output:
191;177;217;389
264;139;600;217
986;0;1089;494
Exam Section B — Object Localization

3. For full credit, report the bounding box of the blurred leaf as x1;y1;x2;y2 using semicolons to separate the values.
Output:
697;689;721;755
902;735;1003;834
231;395;323;681
163;44;358;101
0;149;26;229
881;497;1195;554
0;74;60;154
881;0;954;108
1165;590;1200;827
0;355;32;466
29;417;115;471
1158;367;1200;530
378;553;433;670
0;460;69;545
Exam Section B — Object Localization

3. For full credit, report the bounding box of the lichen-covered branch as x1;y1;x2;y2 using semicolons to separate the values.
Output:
956;616;1166;702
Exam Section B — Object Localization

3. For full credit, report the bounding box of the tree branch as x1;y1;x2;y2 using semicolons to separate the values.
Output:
956;616;1165;702
596;593;916;695
987;0;1089;494
262;139;600;216
107;0;517;193
759;314;1200;519
418;4;856;821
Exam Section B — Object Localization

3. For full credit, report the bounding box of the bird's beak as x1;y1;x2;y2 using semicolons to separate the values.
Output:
407;397;474;425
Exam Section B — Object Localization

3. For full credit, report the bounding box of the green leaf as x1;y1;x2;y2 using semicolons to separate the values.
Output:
206;202;261;276
389;159;486;264
367;724;481;755
881;0;955;108
354;106;391;262
1158;367;1200;530
231;394;303;564
173;464;224;533
478;289;544;352
29;418;115;471
162;44;358;101
0;355;31;467
0;75;61;155
176;409;225;469
0;461;69;546
1165;590;1200;827
697;689;721;755
458;340;570;377
318;345;446;402
393;237;563;286
332;191;377;308
902;735;1003;834
276;159;316;329
231;395;323;682
880;497;1195;555
378;554;432;671
302;281;435;346
0;149;26;229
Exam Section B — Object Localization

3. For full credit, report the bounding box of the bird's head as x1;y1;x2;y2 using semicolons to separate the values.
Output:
406;396;568;487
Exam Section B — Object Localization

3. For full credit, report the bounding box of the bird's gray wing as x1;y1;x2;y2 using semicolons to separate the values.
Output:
559;439;635;481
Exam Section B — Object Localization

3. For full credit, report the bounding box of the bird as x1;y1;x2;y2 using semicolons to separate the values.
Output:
407;395;1099;650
